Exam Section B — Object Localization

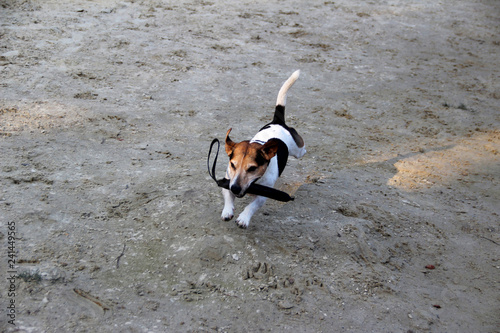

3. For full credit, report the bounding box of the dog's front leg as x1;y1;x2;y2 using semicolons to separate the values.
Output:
235;195;267;229
221;188;235;221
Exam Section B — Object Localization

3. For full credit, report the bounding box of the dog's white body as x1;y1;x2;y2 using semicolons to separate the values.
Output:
221;70;306;228
251;124;306;159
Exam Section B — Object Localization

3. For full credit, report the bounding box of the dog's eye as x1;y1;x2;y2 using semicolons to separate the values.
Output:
247;166;257;172
230;162;236;170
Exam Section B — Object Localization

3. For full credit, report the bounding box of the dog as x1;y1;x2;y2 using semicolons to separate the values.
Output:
221;70;306;228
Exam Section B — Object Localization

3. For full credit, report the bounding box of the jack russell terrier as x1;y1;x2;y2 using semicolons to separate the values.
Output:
221;70;306;228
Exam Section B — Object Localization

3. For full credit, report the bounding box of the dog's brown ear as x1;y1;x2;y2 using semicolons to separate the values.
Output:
260;139;280;160
225;128;237;155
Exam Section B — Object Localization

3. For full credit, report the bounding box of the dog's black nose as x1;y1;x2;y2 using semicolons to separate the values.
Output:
230;184;242;196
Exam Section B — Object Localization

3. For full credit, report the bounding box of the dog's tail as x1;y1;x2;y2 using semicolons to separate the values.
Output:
273;70;300;125
276;70;300;107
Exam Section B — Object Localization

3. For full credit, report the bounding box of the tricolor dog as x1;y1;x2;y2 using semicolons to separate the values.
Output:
222;70;306;228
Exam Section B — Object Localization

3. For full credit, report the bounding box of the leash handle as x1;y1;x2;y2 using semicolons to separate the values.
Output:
207;138;220;182
207;138;294;202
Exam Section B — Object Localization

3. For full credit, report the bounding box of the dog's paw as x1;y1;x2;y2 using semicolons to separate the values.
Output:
221;209;234;221
235;217;250;229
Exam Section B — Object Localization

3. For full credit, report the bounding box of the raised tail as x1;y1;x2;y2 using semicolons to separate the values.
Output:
276;70;300;107
273;70;300;125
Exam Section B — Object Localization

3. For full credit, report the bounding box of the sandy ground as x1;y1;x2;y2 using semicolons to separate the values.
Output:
1;0;499;332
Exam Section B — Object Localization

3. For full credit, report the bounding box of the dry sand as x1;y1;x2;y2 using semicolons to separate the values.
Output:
1;0;499;332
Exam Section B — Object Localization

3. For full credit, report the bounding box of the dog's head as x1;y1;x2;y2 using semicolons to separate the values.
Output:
224;128;279;197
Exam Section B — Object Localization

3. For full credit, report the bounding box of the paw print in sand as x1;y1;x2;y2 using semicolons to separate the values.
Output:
243;262;274;280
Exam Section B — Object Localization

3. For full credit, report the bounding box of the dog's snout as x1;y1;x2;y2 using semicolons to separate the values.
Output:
230;184;242;196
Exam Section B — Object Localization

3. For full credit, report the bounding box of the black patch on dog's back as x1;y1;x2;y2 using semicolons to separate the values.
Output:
272;105;286;126
259;105;304;149
260;105;286;132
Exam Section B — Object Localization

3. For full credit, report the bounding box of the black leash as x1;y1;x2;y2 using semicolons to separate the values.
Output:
207;138;294;202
